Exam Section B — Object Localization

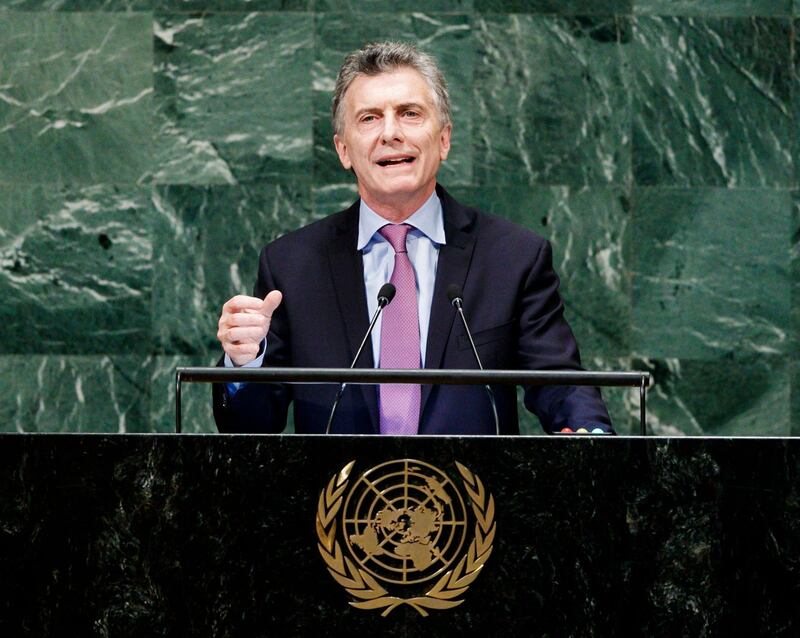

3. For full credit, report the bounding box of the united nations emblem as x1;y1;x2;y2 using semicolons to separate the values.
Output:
315;459;496;616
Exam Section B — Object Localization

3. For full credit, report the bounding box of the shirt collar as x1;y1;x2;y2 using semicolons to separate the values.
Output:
357;189;446;250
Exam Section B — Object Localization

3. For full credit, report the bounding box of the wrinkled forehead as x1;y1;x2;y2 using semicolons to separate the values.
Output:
342;67;438;114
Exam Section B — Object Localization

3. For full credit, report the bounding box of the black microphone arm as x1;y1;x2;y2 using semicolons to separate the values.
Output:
446;284;501;435
325;283;396;434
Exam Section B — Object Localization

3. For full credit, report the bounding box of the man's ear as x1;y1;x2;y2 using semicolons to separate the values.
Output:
439;123;452;161
333;133;352;170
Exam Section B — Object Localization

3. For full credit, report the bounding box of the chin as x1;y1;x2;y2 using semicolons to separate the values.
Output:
378;185;422;200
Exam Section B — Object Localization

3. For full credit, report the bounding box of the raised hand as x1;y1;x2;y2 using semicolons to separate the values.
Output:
217;290;283;366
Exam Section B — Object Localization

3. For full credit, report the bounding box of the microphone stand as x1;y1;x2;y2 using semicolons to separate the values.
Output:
449;290;501;436
325;285;394;434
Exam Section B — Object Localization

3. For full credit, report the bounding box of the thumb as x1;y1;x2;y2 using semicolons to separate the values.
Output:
262;290;283;317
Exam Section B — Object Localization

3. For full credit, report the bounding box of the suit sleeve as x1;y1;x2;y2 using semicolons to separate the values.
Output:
517;240;613;433
212;246;292;433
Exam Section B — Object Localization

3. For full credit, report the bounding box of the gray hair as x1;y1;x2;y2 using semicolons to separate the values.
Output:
331;41;452;135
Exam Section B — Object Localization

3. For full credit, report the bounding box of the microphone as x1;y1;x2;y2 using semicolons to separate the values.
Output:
325;283;396;434
447;284;500;435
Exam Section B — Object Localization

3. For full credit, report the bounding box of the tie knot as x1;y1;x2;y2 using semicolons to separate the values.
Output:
379;223;411;254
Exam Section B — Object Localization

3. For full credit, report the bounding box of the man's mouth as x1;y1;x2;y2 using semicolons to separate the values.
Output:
376;156;416;167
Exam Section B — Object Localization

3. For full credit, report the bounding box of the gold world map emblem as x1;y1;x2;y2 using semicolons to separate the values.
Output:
315;459;496;617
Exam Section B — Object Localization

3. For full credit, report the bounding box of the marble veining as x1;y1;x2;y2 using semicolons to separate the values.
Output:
475;0;633;13
632;17;793;187
634;0;794;16
0;184;151;354
0;356;150;432
150;354;218;433
473;15;631;187
152;12;313;185
0;13;152;184
0;0;152;10
317;0;473;11
632;187;790;359
635;356;790;436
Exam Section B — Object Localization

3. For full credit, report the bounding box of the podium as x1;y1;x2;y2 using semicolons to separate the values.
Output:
1;433;798;635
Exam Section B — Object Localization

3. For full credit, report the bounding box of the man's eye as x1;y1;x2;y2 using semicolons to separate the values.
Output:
361;115;377;123
403;111;420;118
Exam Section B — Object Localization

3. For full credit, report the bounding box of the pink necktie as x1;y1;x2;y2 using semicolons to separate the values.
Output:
378;224;421;435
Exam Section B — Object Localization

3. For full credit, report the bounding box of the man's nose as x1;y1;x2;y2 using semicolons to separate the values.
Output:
380;113;404;144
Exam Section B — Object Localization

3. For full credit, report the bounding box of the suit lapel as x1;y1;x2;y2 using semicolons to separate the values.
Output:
327;202;380;433
421;187;477;413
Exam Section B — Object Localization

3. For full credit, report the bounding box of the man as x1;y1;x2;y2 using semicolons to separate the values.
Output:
213;41;612;435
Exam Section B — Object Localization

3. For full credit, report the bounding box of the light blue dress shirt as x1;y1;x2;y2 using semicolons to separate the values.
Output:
358;191;445;366
225;191;445;388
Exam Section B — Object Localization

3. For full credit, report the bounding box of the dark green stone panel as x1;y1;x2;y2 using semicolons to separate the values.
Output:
448;185;631;360
0;0;151;9
632;17;793;187
632;188;791;359
151;183;315;355
152;354;295;434
151;355;300;435
152;13;313;185
473;15;631;188
793;191;799;358
317;0;473;10
795;19;800;186
154;0;309;9
0;185;152;354
0;13;152;185
636;357;790;435
475;0;632;13
311;182;359;216
792;362;799;435
0;355;151;432
313;13;473;188
151;354;217;434
634;0;793;15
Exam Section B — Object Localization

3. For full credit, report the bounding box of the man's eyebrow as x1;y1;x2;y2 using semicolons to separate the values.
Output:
352;102;428;119
354;106;380;116
396;102;427;112
355;102;427;111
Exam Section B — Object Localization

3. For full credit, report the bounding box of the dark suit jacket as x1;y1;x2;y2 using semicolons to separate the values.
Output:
213;185;612;435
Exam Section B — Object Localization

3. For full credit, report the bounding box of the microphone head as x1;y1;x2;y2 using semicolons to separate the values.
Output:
377;282;396;306
446;284;462;306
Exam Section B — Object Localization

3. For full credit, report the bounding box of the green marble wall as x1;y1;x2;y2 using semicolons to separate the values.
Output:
0;1;796;436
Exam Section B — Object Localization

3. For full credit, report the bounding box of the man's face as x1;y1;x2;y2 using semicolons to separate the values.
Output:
333;67;451;215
